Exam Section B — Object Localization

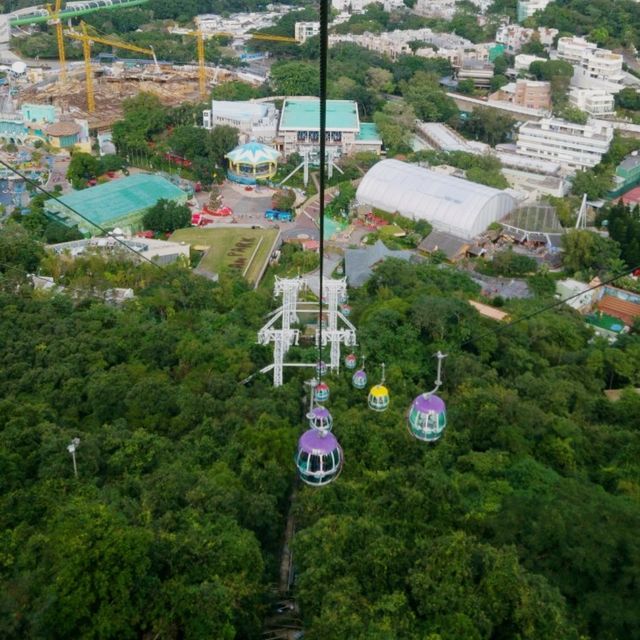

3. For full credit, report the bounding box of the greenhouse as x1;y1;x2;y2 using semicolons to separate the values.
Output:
356;159;517;240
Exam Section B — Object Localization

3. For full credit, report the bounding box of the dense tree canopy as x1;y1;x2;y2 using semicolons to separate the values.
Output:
142;199;191;233
0;222;639;638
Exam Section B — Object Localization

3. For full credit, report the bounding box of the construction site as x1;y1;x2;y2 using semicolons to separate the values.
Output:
19;63;234;129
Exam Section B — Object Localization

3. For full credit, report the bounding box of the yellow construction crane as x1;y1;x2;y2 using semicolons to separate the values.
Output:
46;0;66;84
65;22;160;113
183;30;207;99
248;33;298;43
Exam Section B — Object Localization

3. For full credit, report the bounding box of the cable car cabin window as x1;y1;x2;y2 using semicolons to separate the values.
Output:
331;448;340;466
297;450;309;470
321;454;333;471
309;455;321;472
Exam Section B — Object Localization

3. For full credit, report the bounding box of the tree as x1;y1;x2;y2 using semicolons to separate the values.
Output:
366;67;394;94
0;222;44;274
459;107;515;145
270;61;319;96
272;189;296;211
457;78;476;95
168;125;207;160
493;54;509;75
557;105;588;124
142;199;191;233
490;74;509;92
373;101;415;155
402;72;459;122
561;229;623;276
66;152;100;189
206;125;239;166
571;168;614;200
616;87;640;111
112;92;167;152
211;80;263;101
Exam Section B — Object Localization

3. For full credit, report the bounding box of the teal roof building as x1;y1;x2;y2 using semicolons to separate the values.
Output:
278;97;382;159
609;152;640;199
225;141;281;184
45;173;188;234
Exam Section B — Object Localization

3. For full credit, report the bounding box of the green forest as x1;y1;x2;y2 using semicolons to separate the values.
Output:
1;222;640;638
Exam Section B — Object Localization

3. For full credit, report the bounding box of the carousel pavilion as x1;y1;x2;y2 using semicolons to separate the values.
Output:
225;141;281;184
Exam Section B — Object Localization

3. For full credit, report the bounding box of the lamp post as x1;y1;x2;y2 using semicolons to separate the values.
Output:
67;437;80;478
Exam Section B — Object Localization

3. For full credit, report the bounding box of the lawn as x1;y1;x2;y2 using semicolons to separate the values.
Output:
170;227;279;286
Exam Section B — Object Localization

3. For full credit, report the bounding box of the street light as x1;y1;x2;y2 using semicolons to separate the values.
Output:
67;437;80;478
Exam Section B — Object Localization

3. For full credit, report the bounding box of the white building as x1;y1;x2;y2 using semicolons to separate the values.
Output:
416;122;488;154
356;159;517;240
413;0;456;20
569;88;615;117
517;0;552;21
514;53;546;72
516;118;614;170
329;29;480;63
202;100;279;143
495;25;558;54
278;98;382;158
332;0;403;11
571;48;625;94
294;22;320;43
458;60;494;88
556;36;596;64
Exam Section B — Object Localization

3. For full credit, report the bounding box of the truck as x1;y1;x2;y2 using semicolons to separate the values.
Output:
265;209;293;222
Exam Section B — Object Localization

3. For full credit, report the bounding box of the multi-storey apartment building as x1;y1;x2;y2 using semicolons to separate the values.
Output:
490;79;552;111
294;22;320;43
571;48;625;94
495;25;558;54
556;36;596;64
516;118;614;170
517;0;552;22
569;88;615;117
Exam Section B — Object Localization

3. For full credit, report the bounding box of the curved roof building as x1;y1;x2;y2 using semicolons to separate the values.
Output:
356;159;517;240
225;141;280;165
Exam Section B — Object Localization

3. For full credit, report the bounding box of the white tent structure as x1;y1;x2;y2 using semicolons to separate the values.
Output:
356;159;517;240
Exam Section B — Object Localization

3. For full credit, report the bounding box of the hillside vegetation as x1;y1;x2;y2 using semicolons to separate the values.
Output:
0;226;640;638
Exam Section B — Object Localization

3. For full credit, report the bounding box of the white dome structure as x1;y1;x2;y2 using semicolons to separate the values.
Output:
356;159;517;240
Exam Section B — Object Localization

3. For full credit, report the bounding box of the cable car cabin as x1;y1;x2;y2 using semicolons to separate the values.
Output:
352;369;367;389
314;381;330;403
316;361;327;377
307;406;333;432
295;430;343;486
368;384;390;411
408;393;447;442
345;353;357;369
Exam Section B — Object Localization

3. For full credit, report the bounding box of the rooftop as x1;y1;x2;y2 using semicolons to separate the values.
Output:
355;122;381;142
344;239;415;287
45;174;187;228
280;98;359;131
618;153;640;172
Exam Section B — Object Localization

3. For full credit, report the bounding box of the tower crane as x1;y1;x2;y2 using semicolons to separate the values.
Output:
65;22;160;113
183;30;207;99
45;0;66;84
248;33;298;43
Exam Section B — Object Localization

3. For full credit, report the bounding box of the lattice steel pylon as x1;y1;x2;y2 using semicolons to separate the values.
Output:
274;276;305;329
258;277;306;387
317;278;357;373
575;193;588;230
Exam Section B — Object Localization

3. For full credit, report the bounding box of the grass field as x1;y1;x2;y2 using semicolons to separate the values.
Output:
170;227;278;286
